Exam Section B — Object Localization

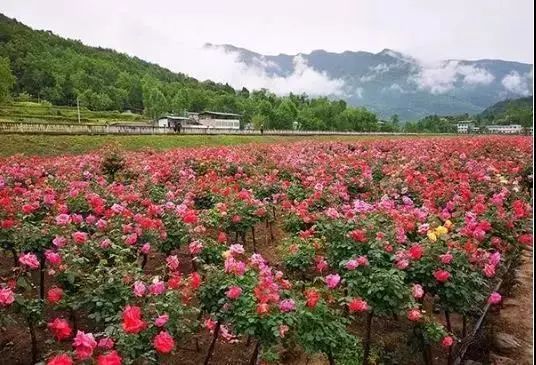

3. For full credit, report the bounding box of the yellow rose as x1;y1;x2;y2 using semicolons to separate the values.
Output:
435;226;448;237
427;231;437;242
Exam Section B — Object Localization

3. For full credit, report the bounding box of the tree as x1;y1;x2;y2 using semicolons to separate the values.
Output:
0;57;15;102
272;99;298;129
171;89;190;115
188;89;209;112
251;114;266;129
144;88;168;121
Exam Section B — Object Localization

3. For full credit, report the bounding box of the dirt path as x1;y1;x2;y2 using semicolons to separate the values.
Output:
489;250;533;365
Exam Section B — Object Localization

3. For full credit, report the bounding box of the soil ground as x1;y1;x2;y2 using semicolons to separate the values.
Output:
487;249;533;365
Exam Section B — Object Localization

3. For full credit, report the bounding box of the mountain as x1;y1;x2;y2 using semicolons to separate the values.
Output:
206;44;533;120
478;96;533;124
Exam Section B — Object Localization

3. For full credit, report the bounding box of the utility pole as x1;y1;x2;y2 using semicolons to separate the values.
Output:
77;96;81;124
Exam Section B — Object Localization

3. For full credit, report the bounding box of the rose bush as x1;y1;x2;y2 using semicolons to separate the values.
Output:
0;136;532;364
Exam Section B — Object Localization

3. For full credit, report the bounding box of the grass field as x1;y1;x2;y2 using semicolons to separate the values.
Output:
0;134;414;157
0;101;148;124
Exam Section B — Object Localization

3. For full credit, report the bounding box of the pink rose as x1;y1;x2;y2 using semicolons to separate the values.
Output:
0;287;15;307
125;233;138;246
72;231;88;244
166;255;180;271
229;244;245;256
149;279;166;295
407;308;422;321
55;214;71;225
19;253;40;270
133;281;146;297
189;240;203;255
45;250;62;266
155;314;169;327
98;337;115;350
100;238;112;249
439;252;453;264
140;243;151;254
53;235;67;248
73;331;97;360
412;284;424;299
345;259;359;270
395;259;409;270
483;264;496;278
279;299;296;312
226;286;243;300
325;274;341;289
488;292;502;304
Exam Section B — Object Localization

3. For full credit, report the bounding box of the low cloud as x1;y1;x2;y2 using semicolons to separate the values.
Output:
162;45;346;97
409;60;495;94
501;71;532;95
359;62;403;82
458;65;495;85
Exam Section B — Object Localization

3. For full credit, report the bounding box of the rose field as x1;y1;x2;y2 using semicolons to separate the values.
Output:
0;136;533;365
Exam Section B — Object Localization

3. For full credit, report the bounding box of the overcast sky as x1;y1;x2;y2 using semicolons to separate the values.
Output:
2;0;533;62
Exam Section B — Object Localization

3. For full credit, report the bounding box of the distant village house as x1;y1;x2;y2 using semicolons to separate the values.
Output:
157;111;241;130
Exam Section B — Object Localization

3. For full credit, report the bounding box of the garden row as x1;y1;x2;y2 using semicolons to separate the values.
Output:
0;136;533;365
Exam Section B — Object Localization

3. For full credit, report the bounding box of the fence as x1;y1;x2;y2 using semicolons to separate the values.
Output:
0;122;425;136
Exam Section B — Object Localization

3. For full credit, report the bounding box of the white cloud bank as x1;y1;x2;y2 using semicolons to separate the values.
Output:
501;71;533;96
409;60;495;94
164;45;346;97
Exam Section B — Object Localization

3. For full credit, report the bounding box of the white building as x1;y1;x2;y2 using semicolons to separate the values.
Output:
157;112;241;130
197;111;241;129
157;116;189;128
485;124;523;134
457;121;475;134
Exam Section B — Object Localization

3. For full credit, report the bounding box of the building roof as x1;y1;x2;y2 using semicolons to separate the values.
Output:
110;122;154;127
199;111;242;118
162;115;190;120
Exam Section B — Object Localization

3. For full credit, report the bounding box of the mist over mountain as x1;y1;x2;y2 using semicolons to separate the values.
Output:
205;44;533;120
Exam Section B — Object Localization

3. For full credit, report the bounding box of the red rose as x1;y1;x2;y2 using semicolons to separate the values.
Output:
433;269;451;283
167;273;182;289
217;231;228;243
349;229;367;243
121;305;146;334
190;272;201;290
47;354;73;365
305;289;320;308
441;336;454;348
182;211;198;224
408;245;424;260
48;318;72;341
47;287;64;304
153;330;175;354
348;298;368;313
97;350;122;365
